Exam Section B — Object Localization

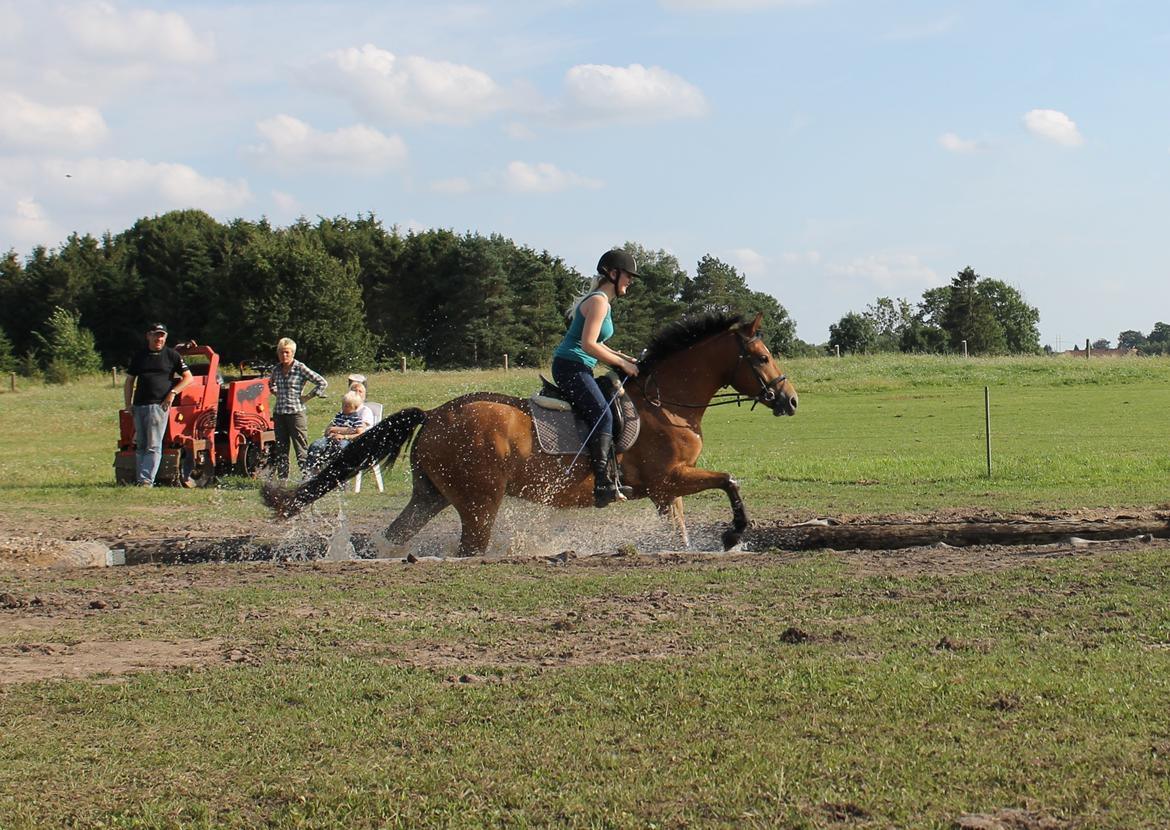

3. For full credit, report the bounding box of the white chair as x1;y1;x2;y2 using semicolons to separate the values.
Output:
353;401;384;494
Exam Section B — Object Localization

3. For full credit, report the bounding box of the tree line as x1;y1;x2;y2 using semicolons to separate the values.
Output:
5;210;1159;380
828;267;1044;356
0;210;801;379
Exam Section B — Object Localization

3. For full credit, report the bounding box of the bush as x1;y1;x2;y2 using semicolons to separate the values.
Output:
33;307;102;383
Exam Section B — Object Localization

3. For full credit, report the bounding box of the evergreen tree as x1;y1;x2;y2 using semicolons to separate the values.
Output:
0;327;15;374
209;224;374;371
609;244;689;355
941;267;1006;354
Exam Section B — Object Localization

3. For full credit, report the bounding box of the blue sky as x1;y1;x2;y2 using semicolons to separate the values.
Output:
2;0;1168;349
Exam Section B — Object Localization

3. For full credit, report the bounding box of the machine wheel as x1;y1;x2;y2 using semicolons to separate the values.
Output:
234;439;266;478
179;448;215;488
114;455;136;485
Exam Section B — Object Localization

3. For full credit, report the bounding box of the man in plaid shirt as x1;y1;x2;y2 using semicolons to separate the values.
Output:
268;336;327;479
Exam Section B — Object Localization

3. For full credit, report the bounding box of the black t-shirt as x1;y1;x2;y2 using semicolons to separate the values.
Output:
127;347;189;405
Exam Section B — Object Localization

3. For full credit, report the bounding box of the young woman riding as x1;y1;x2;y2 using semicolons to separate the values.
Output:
551;249;642;507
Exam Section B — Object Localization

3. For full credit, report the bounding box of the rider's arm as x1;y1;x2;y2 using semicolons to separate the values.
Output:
580;295;639;376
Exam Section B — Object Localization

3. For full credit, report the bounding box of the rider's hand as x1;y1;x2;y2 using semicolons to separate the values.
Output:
623;359;640;377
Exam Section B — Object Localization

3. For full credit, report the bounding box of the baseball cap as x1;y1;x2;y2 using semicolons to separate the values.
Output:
147;322;168;334
347;373;367;385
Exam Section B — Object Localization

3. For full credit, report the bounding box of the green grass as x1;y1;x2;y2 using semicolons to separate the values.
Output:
2;354;1169;533
4;356;1170;827
1;551;1169;828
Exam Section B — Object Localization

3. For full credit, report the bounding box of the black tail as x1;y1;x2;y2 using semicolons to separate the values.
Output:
262;407;427;518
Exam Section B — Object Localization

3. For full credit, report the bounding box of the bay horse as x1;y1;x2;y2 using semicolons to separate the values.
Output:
262;311;798;556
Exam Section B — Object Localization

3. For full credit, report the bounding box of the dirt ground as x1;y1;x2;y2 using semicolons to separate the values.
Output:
1;502;1166;689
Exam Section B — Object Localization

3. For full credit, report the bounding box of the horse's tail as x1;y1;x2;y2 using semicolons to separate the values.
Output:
262;407;427;519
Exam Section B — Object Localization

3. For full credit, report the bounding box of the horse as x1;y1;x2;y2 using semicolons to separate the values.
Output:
262;311;798;556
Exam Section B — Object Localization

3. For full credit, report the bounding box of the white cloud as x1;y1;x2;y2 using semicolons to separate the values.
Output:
16;157;253;210
661;0;819;9
505;122;536;140
729;247;768;276
1023;109;1083;147
0;197;64;254
561;63;707;125
248;115;407;173
827;253;939;291
782;250;822;265
430;177;474;195
0;2;23;42
311;44;507;126
61;1;214;63
0;92;108;151
503;161;602;194
939;131;982;153
270;190;301;217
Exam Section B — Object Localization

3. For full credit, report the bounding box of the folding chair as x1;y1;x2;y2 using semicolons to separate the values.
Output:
353;401;384;493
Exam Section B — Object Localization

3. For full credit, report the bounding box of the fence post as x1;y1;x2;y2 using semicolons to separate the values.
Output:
503;353;509;371
400;357;407;373
1086;338;1091;359
984;386;992;477
962;340;968;357
834;345;840;358
8;372;14;392
112;368;118;388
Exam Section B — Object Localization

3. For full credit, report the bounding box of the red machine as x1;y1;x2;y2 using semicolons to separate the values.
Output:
114;342;276;487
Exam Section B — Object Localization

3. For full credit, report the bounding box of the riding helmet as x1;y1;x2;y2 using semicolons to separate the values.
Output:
597;249;641;278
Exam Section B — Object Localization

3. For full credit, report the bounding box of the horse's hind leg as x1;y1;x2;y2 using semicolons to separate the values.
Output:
654;496;690;549
377;472;449;554
452;488;505;557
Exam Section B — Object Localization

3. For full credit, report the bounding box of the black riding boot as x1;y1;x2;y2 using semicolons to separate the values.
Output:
588;433;632;507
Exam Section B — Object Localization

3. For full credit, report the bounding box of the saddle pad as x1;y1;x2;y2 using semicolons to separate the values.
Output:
530;395;641;456
531;405;594;455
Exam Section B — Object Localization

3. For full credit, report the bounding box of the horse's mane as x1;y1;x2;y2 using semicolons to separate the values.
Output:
640;311;752;368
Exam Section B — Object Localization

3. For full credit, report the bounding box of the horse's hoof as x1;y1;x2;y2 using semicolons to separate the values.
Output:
370;535;400;559
721;529;742;550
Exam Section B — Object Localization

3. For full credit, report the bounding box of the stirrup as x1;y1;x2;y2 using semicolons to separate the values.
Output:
594;483;632;508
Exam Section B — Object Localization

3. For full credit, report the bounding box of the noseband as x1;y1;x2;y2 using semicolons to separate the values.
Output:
737;334;788;411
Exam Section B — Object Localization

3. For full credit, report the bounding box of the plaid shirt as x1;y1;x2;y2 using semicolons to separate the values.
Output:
269;360;327;414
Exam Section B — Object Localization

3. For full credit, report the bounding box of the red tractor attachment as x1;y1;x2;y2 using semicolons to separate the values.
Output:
114;342;276;487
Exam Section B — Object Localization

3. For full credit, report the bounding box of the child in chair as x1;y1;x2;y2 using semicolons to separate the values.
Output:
305;390;367;474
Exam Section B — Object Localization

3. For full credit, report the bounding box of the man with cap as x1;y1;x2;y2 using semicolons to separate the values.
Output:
123;323;194;486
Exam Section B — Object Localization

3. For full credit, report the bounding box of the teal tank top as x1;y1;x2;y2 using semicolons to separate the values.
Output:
553;292;614;368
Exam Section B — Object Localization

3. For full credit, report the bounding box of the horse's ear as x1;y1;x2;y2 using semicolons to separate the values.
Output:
747;312;763;337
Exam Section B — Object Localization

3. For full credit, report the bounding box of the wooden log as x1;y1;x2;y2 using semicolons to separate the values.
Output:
747;519;1170;552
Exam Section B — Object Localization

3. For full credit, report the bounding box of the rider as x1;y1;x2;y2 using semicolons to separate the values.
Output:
552;249;642;507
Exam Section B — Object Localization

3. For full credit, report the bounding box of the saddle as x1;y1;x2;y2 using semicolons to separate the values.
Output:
529;372;641;455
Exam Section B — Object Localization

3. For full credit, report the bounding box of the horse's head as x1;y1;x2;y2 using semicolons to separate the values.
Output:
728;313;798;416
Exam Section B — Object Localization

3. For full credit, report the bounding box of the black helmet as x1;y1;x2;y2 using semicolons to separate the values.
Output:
597;249;640;278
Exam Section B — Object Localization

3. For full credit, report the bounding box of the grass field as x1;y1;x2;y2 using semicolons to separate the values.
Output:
2;353;1169;533
2;355;1170;828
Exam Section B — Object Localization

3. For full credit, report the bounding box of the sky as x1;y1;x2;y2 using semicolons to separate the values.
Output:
1;0;1168;349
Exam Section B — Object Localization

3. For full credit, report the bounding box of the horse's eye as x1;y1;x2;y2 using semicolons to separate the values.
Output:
756;355;769;365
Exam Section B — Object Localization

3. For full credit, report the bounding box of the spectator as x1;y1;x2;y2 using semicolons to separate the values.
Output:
123;323;194;486
268;337;327;479
305;389;369;473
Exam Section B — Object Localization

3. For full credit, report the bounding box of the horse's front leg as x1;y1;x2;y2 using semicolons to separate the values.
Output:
655;467;747;551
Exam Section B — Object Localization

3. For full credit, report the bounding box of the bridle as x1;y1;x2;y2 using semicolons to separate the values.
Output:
635;333;788;411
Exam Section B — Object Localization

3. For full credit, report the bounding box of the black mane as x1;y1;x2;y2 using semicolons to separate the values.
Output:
639;311;752;368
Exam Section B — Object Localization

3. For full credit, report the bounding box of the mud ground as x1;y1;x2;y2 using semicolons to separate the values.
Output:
2;501;1166;690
